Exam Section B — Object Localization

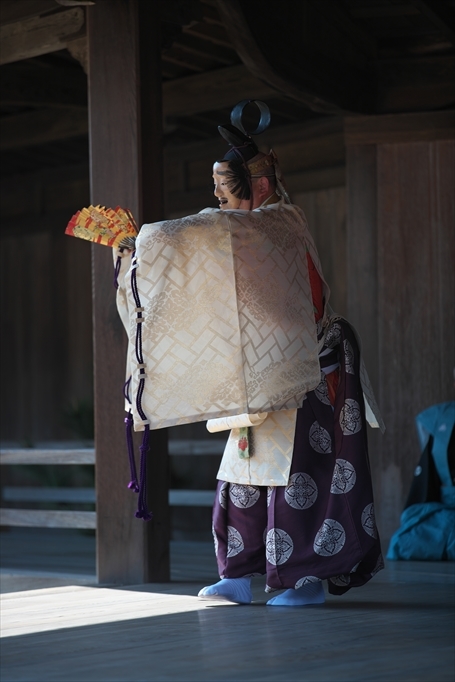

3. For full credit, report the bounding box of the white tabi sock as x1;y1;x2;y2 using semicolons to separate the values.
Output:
198;577;252;604
266;581;325;607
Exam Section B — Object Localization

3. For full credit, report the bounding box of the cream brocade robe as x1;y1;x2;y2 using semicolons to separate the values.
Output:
116;201;330;485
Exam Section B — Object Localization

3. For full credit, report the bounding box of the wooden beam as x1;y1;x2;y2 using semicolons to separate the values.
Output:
87;0;170;585
377;55;455;113
2;486;96;503
165;116;345;165
350;5;420;18
171;33;237;65
163;64;276;117
0;109;88;150
0;64;273;149
3;54;452;150
0;441;226;463
0;0;58;26
378;33;455;58
184;20;233;49
345;111;455;145
1;61;274;118
0;448;95;464
409;0;455;43
313;0;377;60
0;508;96;528
0;7;84;65
2;487;217;507
215;0;374;115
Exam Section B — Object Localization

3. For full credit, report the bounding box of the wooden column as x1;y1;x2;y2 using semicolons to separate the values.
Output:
87;0;170;584
345;112;455;541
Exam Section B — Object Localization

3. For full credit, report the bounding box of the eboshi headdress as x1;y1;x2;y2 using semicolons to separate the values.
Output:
218;100;291;204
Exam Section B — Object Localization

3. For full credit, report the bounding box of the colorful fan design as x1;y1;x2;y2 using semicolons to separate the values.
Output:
65;205;138;249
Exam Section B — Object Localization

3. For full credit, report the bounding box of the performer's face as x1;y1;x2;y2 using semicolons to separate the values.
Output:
212;161;250;210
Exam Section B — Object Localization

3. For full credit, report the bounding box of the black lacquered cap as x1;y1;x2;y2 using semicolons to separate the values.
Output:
218;100;271;164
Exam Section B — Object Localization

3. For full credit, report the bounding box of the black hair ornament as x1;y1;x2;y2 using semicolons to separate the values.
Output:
217;100;291;204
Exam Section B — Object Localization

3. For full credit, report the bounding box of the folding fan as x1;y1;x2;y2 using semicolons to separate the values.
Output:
65;205;137;249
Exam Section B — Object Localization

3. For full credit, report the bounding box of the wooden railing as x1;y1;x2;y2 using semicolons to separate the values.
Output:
0;440;225;529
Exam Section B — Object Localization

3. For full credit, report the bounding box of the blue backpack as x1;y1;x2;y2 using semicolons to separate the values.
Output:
387;402;455;561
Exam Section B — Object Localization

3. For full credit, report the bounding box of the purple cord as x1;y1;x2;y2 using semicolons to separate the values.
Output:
125;412;139;493
129;254;153;521
113;254;122;289
123;376;132;402
122;378;139;492
135;425;153;521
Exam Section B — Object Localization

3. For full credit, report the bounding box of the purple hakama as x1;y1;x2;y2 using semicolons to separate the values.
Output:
212;319;384;595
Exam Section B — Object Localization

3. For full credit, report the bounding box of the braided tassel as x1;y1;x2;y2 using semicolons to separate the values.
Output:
125;411;139;493
135;425;153;521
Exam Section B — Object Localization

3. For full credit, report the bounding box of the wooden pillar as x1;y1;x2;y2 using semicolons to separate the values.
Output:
87;0;170;584
345;112;455;541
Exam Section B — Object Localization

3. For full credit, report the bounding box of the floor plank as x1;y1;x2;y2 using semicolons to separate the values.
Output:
0;529;454;682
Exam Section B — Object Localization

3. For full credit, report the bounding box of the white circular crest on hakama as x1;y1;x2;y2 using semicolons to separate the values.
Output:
267;486;273;507
285;472;318;510
325;323;342;348
229;484;260;508
212;524;219;557
314;374;331;405
219;481;229;509
226;526;244;557
361;503;378;538
330;459;357;494
295;576;320;589
343;339;355;374
309;421;332;454
339;399;362;435
329;574;351;587
314;519;346;556
371;553;385;577
266;528;294;565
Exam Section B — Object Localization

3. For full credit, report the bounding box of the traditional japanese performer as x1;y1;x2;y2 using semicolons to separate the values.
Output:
115;100;385;607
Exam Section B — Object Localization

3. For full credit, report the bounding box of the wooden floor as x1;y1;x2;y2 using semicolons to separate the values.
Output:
1;529;454;682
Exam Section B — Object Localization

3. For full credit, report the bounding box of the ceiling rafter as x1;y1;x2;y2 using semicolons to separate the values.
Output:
316;0;377;59
349;5;421;18
162;53;204;72
409;0;455;43
0;0;60;26
171;34;238;65
0;6;85;65
183;22;233;49
216;0;373;114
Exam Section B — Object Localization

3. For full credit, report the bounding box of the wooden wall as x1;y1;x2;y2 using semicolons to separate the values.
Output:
346;112;455;541
294;187;347;316
0;229;93;445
